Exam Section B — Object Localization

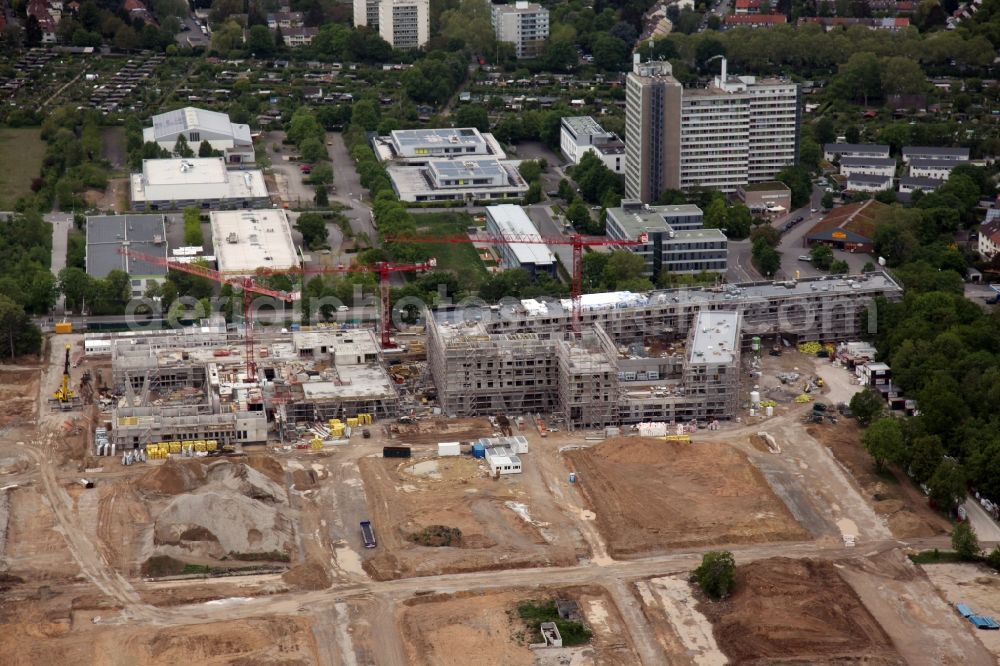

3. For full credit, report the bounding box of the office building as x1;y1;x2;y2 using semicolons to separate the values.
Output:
491;1;549;59
373;127;506;163
559;116;626;174
210;210;300;276
386;159;530;202
378;0;429;49
625;56;799;202
484;205;556;278
605;200;727;278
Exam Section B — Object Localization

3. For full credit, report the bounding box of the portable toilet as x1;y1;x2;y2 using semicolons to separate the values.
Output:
472;442;486;459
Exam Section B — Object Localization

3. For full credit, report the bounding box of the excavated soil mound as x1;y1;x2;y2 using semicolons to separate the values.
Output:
136;460;208;495
153;492;293;557
282;561;331;590
246;453;286;485
292;469;318;491
701;558;903;665
567;438;807;556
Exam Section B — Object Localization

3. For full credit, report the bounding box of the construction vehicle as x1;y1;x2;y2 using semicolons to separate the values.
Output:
50;344;81;410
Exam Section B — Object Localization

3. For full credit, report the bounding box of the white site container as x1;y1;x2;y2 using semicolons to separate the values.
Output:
438;441;461;457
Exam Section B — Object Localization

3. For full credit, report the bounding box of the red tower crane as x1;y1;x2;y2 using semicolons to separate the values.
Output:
387;232;647;334
120;248;298;379
260;259;437;349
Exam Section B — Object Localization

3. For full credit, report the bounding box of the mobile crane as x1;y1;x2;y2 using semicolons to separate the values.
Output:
50;344;81;410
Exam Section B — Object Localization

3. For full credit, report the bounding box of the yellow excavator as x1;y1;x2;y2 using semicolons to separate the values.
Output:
51;344;80;409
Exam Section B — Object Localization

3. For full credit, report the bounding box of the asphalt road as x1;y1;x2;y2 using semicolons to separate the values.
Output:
326;132;377;243
176;15;209;48
964;497;1000;542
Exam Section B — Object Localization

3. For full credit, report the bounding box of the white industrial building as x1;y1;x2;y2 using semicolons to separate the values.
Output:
485;445;522;475
838;156;896;179
386;159;529;202
210;209;300;276
491;1;549;59
373;127;506;163
143;107;255;165
377;0;429;49
625;56;799;200
130;158;269;211
559;116;626;174
823;143;890;162
484;204;556;278
605;200;726;278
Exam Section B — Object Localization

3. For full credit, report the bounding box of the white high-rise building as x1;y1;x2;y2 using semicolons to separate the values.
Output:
353;0;380;29
625;56;800;202
491;1;549;59
378;0;429;49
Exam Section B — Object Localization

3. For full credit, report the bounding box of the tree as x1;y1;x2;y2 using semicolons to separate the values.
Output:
518;160;542;184
454;105;489;133
308;163;334;186
314;187;329;207
300;137;326;164
830;52;881;106
725;204;752;239
592;34;628;71
296;212;328;249
114;24;140;51
210;19;244;54
814;117;836;145
0;295;40;359
810;244;834;270
776;165;813;209
566;200;592;232
704;198;727;230
751;237;780;277
927;458;965;512
173;135;194;158
183;208;203;246
247;24;273;57
880;56;926;98
850;387;885;426
909;435;944;484
952;521;980;560
603;251;646;288
694;550;736;600
350;99;381;132
749;224;780;248
821;192;834;210
862;417;905;472
198;140;214;158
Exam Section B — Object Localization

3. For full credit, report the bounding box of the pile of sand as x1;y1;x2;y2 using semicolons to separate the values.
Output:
140;457;293;560
282;561;331;591
153;492;292;557
702;558;902;664
587;437;673;465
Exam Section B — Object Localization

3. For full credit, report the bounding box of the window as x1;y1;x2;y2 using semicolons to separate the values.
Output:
189;132;200;142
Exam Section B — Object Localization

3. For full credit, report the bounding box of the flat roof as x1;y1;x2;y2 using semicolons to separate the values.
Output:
671;228;727;241
561;115;610;139
132;158;268;203
210;209;299;274
487;204;555;267
607;205;671;236
391;127;485;148
86;214;167;278
690;311;739;364
300;365;395;400
741;181;790;192
430;159;507;180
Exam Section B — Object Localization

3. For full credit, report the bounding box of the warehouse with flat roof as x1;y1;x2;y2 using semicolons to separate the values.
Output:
86;214;168;297
210;209;299;275
484;204;556;278
130;158;269;211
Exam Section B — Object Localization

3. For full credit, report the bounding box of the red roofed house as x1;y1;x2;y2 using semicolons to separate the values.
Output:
26;0;58;42
723;13;787;28
733;0;762;14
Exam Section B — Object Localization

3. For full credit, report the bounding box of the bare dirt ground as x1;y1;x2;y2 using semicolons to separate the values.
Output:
566;437;807;557
389;416;495;446
922;562;1000;660
809;421;951;539
399;587;639;666
699;557;903;665
359;452;579;580
839;551;996;665
0;609;319;665
0;368;40;426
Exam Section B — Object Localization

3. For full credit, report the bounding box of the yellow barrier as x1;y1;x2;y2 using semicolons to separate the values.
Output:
661;435;691;442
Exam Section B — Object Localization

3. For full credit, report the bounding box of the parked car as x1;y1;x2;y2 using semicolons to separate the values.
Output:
798;255;812;262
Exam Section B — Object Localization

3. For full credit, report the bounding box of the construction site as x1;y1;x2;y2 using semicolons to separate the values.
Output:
3;267;1000;665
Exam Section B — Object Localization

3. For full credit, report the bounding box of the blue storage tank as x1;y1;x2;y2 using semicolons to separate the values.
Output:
472;443;486;459
290;323;301;331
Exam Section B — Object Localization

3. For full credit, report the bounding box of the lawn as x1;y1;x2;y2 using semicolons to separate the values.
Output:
409;211;488;281
0;128;45;209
